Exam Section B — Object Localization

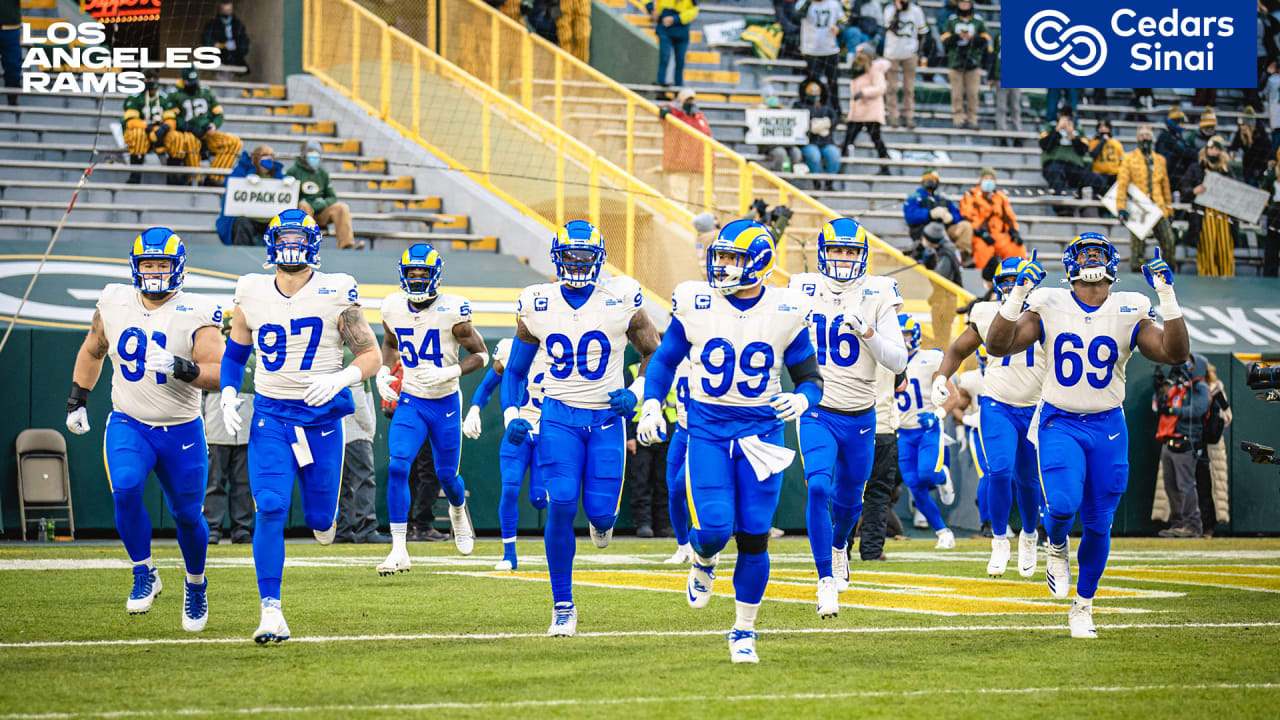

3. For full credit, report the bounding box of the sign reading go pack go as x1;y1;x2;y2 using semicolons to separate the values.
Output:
222;177;299;220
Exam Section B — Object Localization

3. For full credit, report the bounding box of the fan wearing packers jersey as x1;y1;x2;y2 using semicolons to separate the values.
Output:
65;229;225;631
121;70;200;185
639;220;823;664
462;338;550;571
933;257;1045;577
501;221;661;637
373;244;490;575
896;314;960;549
987;236;1188;638
788;218;908;619
218;210;381;644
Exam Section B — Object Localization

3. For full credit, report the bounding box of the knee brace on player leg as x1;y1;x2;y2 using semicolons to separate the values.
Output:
735;531;769;555
253;489;289;516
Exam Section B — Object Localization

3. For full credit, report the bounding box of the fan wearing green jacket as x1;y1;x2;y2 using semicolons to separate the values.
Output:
287;140;362;250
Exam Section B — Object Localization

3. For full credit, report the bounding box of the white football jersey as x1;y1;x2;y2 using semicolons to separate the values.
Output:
874;362;901;434
896;348;944;430
381;291;471;400
233;271;358;401
1028;288;1155;414
789;272;904;411
956;368;984;423
517;276;643;410
674;358;692;428
673;281;810;409
98;284;222;426
968;301;1046;407
494;337;547;425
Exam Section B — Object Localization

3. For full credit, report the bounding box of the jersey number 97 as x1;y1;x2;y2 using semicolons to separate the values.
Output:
258;316;323;372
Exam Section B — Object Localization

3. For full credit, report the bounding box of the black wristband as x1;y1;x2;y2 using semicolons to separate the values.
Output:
172;355;200;383
66;382;89;414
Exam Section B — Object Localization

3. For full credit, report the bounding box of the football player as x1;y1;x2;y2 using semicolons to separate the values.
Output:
661;358;694;565
218;209;381;643
788;218;908;618
374;244;490;574
65;229;224;631
932;258;1045;576
638;219;823;664
986;237;1188;638
949;347;993;535
501;220;661;636
461;337;550;571
896;313;959;549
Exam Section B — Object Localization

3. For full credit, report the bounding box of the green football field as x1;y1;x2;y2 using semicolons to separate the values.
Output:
1;536;1279;719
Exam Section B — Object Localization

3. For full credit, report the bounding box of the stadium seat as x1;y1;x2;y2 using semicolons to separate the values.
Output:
15;429;75;541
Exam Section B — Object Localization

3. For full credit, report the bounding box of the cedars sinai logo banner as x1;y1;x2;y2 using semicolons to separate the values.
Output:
1001;1;1254;89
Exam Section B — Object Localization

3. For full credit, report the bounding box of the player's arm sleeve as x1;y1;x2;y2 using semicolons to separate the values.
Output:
470;365;503;409
783;328;823;408
864;300;909;374
500;338;538;411
643;317;691;402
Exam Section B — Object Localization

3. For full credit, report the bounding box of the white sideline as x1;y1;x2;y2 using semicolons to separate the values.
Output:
2;683;1278;718
2;621;1278;649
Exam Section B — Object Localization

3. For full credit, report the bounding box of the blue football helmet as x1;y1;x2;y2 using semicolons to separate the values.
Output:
1063;232;1117;284
898;312;921;353
399;243;443;301
817;217;870;282
552;220;606;287
992;256;1023;300
707;219;775;294
130;227;186;294
264;209;323;267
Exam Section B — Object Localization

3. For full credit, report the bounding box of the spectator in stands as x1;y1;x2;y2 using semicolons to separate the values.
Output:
1043;88;1080;125
337;349;388;544
1258;151;1280;276
1193;108;1220;153
1131;88;1156;113
882;0;927;129
523;0;560;44
659;88;711;204
987;33;1022;146
939;0;989;130
557;0;590;62
746;198;793;244
960;168;1024;271
1038;108;1108;199
934;0;959;30
795;79;842;189
774;0;803;60
1181;135;1238;277
168;68;242;187
1116;125;1176;273
798;0;845;118
1158;105;1198;184
910;220;963;348
216;144;296;246
122;70;201;185
201;2;251;74
1;0;20;106
845;0;885;58
649;0;697;88
753;84;798;172
1153;355;1212;538
1230;107;1271;187
1087;120;1124;188
904;169;973;263
203;310;253;544
288;141;363;250
844;44;891;176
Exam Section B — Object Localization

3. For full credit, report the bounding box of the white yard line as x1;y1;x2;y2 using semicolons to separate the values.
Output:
2;682;1278;718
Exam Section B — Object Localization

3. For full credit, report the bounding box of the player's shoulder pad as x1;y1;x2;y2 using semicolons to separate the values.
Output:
1112;291;1155;319
670;280;713;316
769;286;810;315
601;275;644;311
177;291;225;327
789;272;822;296
863;275;905;307
1025;286;1064;313
233;272;270;302
315;271;359;305
97;283;133;308
517;282;555;316
494;337;513;367
437;292;473;322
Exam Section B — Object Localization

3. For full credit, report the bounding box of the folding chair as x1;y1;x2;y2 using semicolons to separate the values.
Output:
15;429;75;541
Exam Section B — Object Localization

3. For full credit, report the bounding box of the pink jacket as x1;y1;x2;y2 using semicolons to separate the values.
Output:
847;57;890;124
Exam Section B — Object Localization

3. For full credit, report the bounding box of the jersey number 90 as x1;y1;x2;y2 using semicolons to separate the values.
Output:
546;331;610;381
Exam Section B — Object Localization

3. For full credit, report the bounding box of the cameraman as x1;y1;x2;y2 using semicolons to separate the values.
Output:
1152;355;1211;538
903;169;973;266
745;198;793;244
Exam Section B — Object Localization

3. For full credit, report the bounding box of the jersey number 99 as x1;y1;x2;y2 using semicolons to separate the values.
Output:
1053;333;1118;389
546;331;611;381
701;338;774;398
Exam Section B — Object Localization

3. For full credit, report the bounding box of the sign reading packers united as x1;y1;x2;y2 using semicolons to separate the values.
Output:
744;108;810;146
222;177;301;220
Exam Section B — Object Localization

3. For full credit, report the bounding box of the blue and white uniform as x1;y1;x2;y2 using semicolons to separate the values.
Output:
897;346;950;531
955;368;991;523
665;359;693;550
488;337;548;568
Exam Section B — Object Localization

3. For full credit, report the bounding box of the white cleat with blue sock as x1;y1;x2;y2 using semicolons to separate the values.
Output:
449;502;474;555
494;559;515;571
664;543;693;565
313;522;336;546
727;628;759;664
816;577;839;618
1068;599;1097;639
547;602;577;636
1046;540;1071;599
831;545;850;592
988;537;1010;577
1018;530;1038;578
181;579;208;632
588;522;613;549
687;554;718;609
253;598;290;644
127;566;161;615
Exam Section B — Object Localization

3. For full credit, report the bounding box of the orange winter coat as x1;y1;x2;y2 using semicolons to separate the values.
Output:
960;186;1019;243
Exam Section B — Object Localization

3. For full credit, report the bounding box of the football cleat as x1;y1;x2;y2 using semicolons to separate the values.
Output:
377;547;411;575
1046;540;1071;599
687;557;717;609
988;537;1011;577
253;599;290;644
181;579;208;632
588;522;613;549
937;469;956;505
449;502;474;555
664;543;693;565
727;628;760;664
547;602;577;637
313;522;336;546
1068;600;1097;639
127;566;161;615
816;576;839;618
934;528;956;549
1018;530;1038;578
494;559;515;571
831;545;850;593
913;509;929;529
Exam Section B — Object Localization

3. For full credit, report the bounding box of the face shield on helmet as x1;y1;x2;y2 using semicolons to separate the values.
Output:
706;220;774;295
264;209;322;268
551;221;606;288
817;218;869;283
1063;232;1117;284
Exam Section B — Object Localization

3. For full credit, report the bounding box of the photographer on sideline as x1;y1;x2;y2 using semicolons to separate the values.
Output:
1152;355;1213;538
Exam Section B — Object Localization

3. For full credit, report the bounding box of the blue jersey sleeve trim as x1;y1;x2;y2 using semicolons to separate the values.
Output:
219;338;251;391
644;316;691;402
1129;318;1143;351
500;337;538;410
783;328;815;366
470;365;502;409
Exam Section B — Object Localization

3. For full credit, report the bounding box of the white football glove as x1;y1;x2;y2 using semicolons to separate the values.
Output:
219;386;243;436
65;407;90;435
842;311;872;339
246;173;261;185
375;365;398;401
930;375;950;409
462;405;483;440
302;366;362;407
961;413;980;429
417;364;463;387
956;426;968;454
143;345;175;376
636;398;667;446
770;392;809;421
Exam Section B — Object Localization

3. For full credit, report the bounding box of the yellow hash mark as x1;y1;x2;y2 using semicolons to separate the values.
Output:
1107;567;1280;593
